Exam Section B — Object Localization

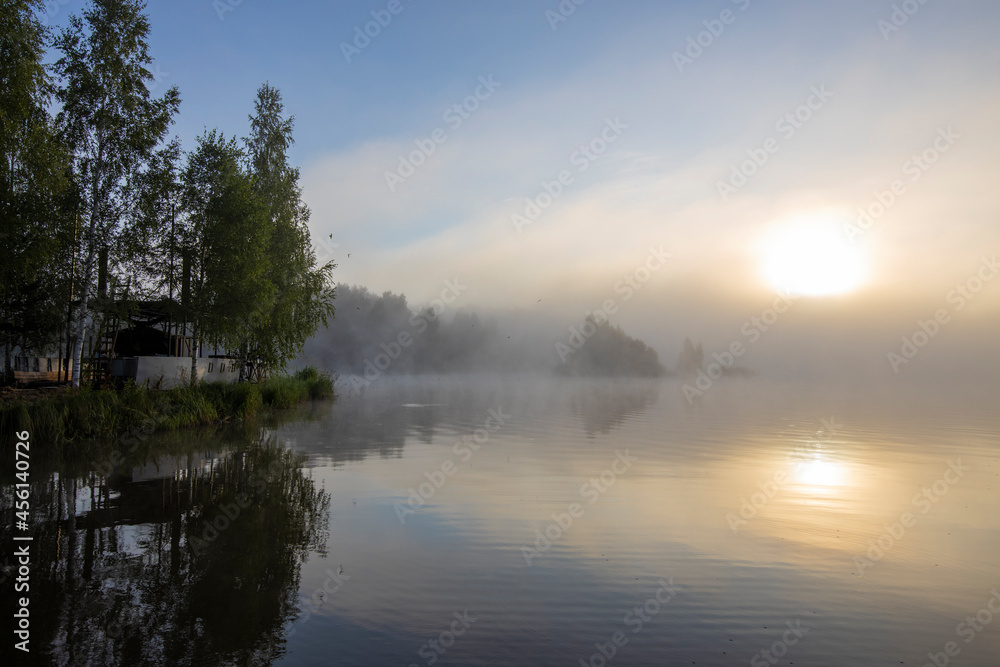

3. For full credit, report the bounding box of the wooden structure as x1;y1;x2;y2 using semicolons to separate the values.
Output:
12;356;74;384
13;293;241;387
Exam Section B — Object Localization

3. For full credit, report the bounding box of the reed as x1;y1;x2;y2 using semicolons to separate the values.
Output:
0;366;335;445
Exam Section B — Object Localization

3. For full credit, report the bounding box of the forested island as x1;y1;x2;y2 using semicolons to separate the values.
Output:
298;285;672;384
299;285;751;386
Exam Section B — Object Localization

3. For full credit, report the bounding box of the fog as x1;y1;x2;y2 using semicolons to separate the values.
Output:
297;276;1000;390
294;1;999;389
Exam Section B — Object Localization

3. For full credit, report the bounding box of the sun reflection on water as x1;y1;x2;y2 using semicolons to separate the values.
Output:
794;457;849;489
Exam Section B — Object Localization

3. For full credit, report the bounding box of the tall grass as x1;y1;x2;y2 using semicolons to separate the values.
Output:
293;365;335;399
0;366;334;445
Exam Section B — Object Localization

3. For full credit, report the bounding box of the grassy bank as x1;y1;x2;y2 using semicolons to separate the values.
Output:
0;366;334;445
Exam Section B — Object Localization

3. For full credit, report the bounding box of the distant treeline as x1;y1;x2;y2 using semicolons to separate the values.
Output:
300;285;750;381
301;285;519;378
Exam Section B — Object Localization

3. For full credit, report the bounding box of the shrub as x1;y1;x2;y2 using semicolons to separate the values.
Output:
295;366;334;400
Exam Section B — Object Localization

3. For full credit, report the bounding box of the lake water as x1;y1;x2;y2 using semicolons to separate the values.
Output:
5;376;1000;666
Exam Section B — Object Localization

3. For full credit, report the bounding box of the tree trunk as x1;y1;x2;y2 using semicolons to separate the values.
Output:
3;333;11;384
190;322;198;386
71;133;104;388
70;251;95;388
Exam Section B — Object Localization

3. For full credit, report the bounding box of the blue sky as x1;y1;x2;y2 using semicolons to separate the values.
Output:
124;1;997;162
40;1;1000;379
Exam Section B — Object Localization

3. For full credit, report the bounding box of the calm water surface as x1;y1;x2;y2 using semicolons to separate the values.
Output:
5;376;999;666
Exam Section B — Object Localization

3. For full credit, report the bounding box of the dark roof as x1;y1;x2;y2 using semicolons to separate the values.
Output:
92;297;185;326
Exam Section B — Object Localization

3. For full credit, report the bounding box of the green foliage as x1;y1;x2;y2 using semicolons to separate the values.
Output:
121;138;183;294
6;7;334;387
54;0;181;385
258;366;333;408
199;381;264;419
293;365;334;399
180;130;271;381
0;0;73;378
259;376;308;410
0;371;332;445
123;85;337;383
241;83;335;378
557;316;666;378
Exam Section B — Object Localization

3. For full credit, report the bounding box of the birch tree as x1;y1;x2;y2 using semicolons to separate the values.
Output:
54;0;179;386
243;83;335;379
181;131;269;384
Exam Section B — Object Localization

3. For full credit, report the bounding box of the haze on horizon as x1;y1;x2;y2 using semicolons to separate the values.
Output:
103;0;1000;385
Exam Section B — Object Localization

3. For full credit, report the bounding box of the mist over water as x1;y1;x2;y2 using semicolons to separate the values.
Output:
7;1;1000;664
276;375;1000;665
6;375;998;665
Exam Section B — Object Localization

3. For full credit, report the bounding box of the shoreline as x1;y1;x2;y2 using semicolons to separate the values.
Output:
0;367;335;445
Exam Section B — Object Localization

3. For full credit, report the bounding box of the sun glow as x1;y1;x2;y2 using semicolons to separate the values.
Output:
795;457;849;488
759;214;867;296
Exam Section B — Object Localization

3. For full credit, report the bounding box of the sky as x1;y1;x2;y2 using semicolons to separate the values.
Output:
43;0;1000;382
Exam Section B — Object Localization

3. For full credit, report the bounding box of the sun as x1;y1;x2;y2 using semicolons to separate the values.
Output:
758;214;867;296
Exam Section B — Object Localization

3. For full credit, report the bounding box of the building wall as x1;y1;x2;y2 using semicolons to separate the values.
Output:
13;357;74;382
132;357;240;388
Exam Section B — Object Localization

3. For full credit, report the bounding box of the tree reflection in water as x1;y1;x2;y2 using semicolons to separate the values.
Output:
0;426;329;666
568;379;660;437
